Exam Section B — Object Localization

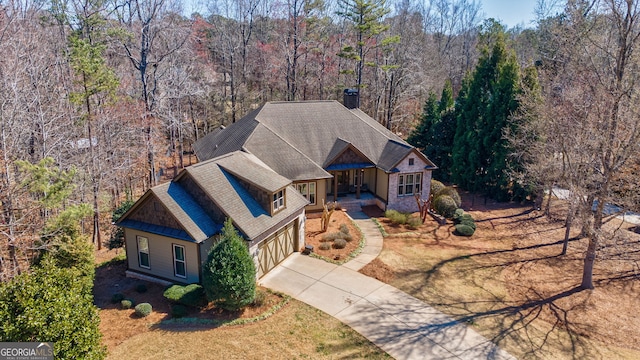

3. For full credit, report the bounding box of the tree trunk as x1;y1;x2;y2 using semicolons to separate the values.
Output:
562;201;575;255
580;234;597;289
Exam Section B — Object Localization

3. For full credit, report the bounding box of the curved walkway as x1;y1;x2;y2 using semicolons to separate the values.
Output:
259;211;515;360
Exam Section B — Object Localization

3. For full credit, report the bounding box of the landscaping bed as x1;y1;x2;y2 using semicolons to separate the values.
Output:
305;210;363;263
94;259;286;352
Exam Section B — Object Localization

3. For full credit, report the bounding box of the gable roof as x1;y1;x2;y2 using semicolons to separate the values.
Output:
119;151;308;243
194;101;435;174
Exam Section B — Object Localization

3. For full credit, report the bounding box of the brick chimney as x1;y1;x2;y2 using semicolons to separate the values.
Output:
343;89;359;109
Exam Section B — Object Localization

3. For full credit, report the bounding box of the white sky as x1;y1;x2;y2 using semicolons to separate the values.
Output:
481;0;539;28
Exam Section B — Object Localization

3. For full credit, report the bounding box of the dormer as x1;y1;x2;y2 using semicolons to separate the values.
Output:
214;152;294;217
271;187;287;215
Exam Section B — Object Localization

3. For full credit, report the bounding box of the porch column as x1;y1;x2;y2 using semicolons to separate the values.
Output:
356;169;362;199
333;171;339;202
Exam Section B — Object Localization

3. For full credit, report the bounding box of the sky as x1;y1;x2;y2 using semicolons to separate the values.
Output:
480;0;538;28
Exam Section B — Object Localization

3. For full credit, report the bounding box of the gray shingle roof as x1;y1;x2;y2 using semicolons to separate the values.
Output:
182;151;308;240
193;101;435;174
151;182;221;242
120;151;307;243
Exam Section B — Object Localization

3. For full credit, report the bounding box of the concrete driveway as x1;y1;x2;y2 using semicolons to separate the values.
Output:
259;214;515;360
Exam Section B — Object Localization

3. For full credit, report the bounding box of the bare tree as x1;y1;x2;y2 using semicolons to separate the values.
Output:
523;0;640;289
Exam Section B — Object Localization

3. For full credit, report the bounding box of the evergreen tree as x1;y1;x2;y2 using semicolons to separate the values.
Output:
407;80;457;182
451;26;527;200
202;219;256;311
407;92;438;151
0;256;105;359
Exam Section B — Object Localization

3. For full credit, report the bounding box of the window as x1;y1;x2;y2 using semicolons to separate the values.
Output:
273;189;285;212
137;236;150;269
397;173;422;197
408;158;415;166
173;244;186;278
296;182;316;205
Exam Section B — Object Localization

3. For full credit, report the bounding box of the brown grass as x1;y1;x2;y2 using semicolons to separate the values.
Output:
365;193;640;359
95;241;389;359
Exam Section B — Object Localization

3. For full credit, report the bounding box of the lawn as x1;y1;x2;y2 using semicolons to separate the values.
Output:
360;194;640;359
94;249;389;359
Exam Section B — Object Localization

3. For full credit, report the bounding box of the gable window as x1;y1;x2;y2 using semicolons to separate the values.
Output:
173;244;186;278
408;158;415;166
273;189;285;212
397;173;422;197
137;236;150;269
296;182;316;205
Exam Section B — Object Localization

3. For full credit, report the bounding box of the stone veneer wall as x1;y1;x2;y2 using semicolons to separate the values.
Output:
386;154;433;213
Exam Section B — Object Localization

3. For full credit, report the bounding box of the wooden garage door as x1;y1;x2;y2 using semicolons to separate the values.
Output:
257;220;297;278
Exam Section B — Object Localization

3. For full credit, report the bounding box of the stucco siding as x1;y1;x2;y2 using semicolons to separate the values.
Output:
124;228;200;284
376;168;389;202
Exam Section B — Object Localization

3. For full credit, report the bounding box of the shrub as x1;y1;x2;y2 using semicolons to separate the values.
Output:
430;180;446;197
385;209;407;225
341;232;353;242
453;208;465;221
407;215;423;229
120;299;134;310
202;219;256;311
333;238;347;249
318;242;331;250
433;195;457;219
163;284;207;308
134;303;152;317
460;219;476;231
171;304;188;318
435;187;462;208
339;224;350;235
109;200;135;250
252;289;267;307
455;224;475;236
0;256;106;359
111;293;125;304
321;232;341;242
135;284;148;293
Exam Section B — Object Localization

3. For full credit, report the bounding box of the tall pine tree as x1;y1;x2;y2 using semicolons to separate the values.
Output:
451;24;527;200
407;80;456;182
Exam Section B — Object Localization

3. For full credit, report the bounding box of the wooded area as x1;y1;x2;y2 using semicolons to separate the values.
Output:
0;0;638;291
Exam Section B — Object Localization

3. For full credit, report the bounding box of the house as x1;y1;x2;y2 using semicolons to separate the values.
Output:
117;151;308;284
193;99;437;213
118;98;436;285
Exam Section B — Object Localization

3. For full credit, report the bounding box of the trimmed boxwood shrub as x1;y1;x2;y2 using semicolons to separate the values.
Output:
134;303;152;317
111;293;125;304
171;304;188;318
430;180;446;197
453;208;465;220
120;299;134;310
163;284;207;308
455;224;475;236
435;187;462;208
433;195;457;219
333;238;347;249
